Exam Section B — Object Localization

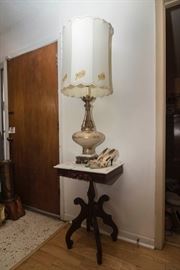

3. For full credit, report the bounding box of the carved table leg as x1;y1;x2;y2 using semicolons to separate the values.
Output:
96;194;118;241
66;197;87;249
86;215;91;232
93;216;102;265
65;179;118;265
86;179;95;232
87;180;103;264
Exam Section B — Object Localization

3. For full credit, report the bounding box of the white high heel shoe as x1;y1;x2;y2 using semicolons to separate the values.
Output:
85;148;110;168
88;148;119;169
98;149;119;168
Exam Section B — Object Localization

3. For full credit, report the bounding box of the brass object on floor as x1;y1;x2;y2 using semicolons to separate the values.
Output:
0;160;15;201
0;160;25;220
0;203;5;224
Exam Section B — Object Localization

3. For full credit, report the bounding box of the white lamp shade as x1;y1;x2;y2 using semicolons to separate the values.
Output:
62;17;114;98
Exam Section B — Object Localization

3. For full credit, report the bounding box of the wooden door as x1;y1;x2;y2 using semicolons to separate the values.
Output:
7;43;60;215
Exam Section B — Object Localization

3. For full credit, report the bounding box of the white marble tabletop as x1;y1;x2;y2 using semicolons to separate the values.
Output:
54;161;123;175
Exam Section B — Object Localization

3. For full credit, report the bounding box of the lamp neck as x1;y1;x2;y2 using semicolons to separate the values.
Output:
81;95;96;131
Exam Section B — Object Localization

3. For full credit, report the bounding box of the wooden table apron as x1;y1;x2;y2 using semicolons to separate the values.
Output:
55;163;123;265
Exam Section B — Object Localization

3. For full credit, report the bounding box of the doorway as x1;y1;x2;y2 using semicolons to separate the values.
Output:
165;4;180;245
0;65;5;160
7;42;60;216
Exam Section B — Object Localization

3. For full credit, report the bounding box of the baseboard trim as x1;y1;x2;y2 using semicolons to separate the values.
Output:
24;205;61;220
116;229;154;249
63;213;154;249
166;240;180;248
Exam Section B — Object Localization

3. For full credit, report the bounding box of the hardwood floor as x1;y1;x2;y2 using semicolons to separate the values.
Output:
15;225;180;270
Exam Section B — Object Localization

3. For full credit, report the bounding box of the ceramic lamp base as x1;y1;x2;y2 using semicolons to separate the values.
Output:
72;130;105;157
72;95;105;163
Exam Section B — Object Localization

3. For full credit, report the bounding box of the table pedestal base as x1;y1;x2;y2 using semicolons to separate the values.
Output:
65;180;118;265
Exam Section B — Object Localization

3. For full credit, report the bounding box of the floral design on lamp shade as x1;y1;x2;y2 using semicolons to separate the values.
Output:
98;73;106;81
62;73;67;82
75;70;86;80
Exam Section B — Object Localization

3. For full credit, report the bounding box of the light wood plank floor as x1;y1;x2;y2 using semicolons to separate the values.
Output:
15;225;180;270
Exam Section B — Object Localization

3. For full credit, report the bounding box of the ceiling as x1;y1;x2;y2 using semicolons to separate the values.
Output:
0;0;53;35
0;0;175;36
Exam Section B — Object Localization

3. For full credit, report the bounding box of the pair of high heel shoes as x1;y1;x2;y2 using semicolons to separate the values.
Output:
86;148;119;169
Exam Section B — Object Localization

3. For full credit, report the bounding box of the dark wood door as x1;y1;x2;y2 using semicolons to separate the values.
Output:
7;42;60;215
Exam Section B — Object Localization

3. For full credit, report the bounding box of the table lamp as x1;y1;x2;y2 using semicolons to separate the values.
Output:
62;17;114;163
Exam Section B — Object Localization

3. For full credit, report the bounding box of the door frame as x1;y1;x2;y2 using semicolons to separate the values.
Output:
155;0;180;249
0;60;10;160
2;36;64;218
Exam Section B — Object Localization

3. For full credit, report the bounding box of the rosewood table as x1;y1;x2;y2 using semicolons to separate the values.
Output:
54;162;123;264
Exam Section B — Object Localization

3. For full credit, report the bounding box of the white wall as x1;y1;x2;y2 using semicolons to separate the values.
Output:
0;0;156;247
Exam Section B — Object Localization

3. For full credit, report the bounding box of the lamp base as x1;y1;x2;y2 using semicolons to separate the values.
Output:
76;154;98;164
72;95;105;161
72;130;105;156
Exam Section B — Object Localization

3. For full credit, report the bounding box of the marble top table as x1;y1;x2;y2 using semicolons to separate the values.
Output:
54;161;123;265
54;161;123;185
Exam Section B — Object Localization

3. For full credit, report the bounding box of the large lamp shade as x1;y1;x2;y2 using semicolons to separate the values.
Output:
62;17;114;98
